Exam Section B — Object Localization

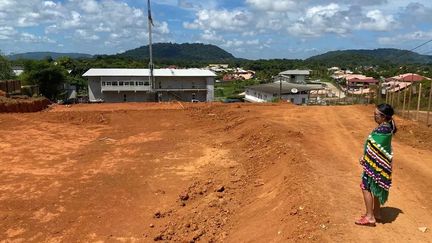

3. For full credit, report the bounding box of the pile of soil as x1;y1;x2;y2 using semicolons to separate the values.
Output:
0;96;51;113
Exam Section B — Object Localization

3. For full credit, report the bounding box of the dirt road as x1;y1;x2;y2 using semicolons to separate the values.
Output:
0;103;431;242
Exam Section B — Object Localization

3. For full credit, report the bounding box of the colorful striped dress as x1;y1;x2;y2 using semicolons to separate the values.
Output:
361;122;394;205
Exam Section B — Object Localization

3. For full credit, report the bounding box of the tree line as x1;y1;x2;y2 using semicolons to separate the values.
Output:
1;53;431;101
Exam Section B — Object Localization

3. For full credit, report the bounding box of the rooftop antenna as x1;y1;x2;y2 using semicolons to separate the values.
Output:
147;0;155;89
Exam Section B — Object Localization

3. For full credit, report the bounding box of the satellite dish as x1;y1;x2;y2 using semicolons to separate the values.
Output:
291;88;298;94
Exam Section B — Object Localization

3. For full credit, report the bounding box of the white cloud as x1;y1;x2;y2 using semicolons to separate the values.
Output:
201;30;223;42
246;0;297;12
378;31;432;45
78;0;99;14
156;22;170;35
43;1;56;8
184;9;252;31
60;11;82;29
223;39;244;48
287;3;352;37
20;32;56;43
0;26;17;40
75;29;100;41
0;0;171;52
357;10;396;31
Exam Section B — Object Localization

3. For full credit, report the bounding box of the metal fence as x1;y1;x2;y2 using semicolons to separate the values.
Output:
321;80;432;126
384;80;432;126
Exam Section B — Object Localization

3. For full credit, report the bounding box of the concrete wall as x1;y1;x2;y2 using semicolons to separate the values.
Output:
159;91;207;102
295;75;306;84
156;77;207;89
245;89;273;102
245;88;309;104
206;77;214;101
88;77;103;102
281;93;308;104
103;91;154;102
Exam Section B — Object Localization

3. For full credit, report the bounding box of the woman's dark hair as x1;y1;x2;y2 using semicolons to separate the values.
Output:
377;103;397;134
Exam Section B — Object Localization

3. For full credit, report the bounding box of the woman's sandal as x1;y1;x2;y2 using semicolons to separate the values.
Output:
355;216;376;227
361;214;382;223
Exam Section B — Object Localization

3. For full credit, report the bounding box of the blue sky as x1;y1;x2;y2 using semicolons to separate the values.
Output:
1;0;432;59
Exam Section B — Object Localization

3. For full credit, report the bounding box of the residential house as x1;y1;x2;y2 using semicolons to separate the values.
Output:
12;66;24;76
222;69;256;81
383;73;431;92
276;70;311;84
245;82;323;104
346;77;378;90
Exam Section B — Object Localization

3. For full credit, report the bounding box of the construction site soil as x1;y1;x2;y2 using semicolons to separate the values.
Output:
0;97;51;113
0;103;431;242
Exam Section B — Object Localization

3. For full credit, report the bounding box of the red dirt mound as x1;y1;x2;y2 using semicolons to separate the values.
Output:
0;96;51;113
0;103;431;242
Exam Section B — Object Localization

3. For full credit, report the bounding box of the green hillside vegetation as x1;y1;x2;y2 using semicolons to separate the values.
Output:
307;48;432;66
0;55;14;79
7;52;92;61
116;43;235;61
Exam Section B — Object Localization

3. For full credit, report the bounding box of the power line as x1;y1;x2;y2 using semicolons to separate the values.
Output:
392;38;432;60
409;39;432;52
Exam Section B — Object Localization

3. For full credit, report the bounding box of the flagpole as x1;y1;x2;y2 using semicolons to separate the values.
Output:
147;0;155;90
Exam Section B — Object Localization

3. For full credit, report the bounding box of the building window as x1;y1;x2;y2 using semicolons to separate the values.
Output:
138;81;144;86
102;82;106;86
192;82;196;89
144;81;150;86
112;82;118;86
106;82;111;86
130;82;135;86
124;82;129;86
119;81;124;86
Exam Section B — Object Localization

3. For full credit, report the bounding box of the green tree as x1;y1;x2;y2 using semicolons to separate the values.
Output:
0;54;14;80
22;60;67;100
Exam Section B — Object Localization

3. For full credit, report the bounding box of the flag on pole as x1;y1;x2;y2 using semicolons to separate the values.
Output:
148;0;154;26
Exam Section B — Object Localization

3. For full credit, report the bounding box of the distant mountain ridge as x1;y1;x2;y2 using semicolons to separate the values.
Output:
7;46;432;65
7;52;92;60
306;48;432;65
115;43;235;61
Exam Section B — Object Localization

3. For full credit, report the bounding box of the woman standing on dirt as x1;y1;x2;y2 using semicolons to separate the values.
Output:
355;104;397;227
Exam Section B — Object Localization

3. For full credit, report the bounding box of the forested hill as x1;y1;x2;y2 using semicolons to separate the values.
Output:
115;43;235;61
306;48;432;66
7;52;92;60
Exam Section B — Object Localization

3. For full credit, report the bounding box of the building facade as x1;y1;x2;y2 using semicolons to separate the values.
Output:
245;82;323;105
277;70;311;84
83;68;216;103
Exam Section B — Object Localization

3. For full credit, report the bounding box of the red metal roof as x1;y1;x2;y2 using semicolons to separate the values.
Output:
347;78;378;83
390;73;429;82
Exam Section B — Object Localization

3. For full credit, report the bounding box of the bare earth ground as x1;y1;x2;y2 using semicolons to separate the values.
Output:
0;103;431;242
